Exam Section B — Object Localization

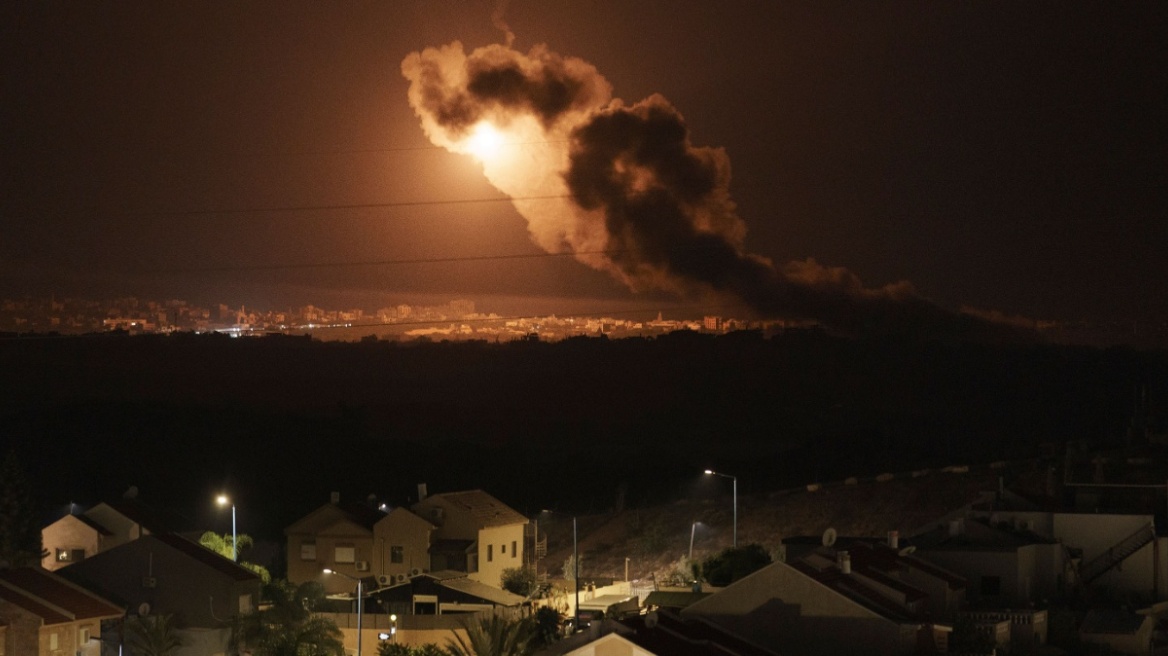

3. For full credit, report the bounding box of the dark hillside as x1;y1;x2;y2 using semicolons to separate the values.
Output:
1;331;1164;537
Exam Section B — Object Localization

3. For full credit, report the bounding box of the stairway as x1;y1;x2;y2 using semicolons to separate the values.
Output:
1079;523;1156;585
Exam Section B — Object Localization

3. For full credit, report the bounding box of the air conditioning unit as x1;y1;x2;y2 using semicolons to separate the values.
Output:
409;567;422;577
355;561;369;572
141;576;157;589
395;573;407;583
377;575;393;586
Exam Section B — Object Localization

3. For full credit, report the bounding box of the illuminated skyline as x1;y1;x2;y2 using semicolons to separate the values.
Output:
2;2;1164;332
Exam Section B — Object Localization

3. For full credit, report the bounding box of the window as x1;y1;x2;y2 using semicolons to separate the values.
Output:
391;546;404;564
980;575;1001;597
487;544;493;562
300;542;317;561
335;544;356;563
512;541;517;558
502;543;507;555
55;548;85;563
49;631;59;651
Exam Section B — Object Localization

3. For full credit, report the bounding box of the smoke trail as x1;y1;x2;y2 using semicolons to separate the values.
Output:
402;41;1028;339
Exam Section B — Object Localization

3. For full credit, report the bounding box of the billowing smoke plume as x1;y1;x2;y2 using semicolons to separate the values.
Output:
402;41;1026;339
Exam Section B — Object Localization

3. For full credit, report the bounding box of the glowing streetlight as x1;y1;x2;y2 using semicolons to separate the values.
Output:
704;470;738;547
216;495;236;561
324;568;363;656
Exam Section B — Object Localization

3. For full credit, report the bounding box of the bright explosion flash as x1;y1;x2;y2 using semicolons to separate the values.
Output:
464;122;507;163
400;40;1030;340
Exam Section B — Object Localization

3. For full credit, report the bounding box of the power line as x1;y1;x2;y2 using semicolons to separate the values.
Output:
133;193;571;218
147;249;625;274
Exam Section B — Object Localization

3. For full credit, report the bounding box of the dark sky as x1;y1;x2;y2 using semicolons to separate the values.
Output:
2;1;1165;324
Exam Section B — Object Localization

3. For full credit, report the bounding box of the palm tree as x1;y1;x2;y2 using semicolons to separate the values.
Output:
125;613;183;656
199;531;271;583
444;614;536;656
230;580;344;656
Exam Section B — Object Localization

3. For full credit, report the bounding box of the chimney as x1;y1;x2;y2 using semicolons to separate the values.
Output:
330;491;340;504
887;530;899;550
837;551;851;575
417;483;428;501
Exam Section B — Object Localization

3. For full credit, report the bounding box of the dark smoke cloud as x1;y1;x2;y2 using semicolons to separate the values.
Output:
403;41;1034;341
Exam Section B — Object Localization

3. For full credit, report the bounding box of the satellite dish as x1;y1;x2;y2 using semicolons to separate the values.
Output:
644;611;659;629
138;602;151;616
822;528;838;547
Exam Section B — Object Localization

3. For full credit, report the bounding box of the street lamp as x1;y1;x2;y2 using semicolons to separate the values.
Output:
216;495;236;562
704;470;738;547
689;521;703;561
324;568;363;656
539;510;580;633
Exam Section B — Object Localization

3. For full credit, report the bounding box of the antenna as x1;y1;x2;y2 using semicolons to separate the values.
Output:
822;527;837;547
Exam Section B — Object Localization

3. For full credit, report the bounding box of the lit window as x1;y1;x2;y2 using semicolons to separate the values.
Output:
335;545;356;563
300;542;317;561
55;548;84;562
391;546;404;564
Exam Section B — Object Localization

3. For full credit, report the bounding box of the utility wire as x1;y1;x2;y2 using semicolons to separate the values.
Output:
133;194;570;218
147;249;625;274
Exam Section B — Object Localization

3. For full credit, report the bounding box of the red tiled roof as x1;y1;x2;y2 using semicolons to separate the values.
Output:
0;568;123;624
424;490;527;527
620;610;779;656
154;533;260;582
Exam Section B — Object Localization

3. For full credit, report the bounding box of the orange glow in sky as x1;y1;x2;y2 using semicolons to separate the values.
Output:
464;122;507;163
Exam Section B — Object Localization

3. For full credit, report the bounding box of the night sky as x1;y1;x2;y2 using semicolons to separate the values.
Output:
3;1;1165;326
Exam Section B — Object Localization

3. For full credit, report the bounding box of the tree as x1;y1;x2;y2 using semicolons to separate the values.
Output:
499;567;537;597
200;531;272;584
532;606;562;647
0;449;42;568
700;543;772;587
230;580;344;656
125;613;183;656
444;614;536;656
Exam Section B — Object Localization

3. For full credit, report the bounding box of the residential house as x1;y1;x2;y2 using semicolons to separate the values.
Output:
40;515;111;572
0;567;123;656
59;533;261;656
411;489;528;588
284;492;388;595
683;540;967;655
366;570;526;618
535;609;779;656
959;498;1165;600
372;507;435;585
42;497;170;571
911;516;1066;608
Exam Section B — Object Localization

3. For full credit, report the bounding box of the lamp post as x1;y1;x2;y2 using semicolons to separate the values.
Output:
540;509;580;633
704;470;738;547
573;516;579;632
324;569;363;656
689;521;701;561
216;495;236;561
